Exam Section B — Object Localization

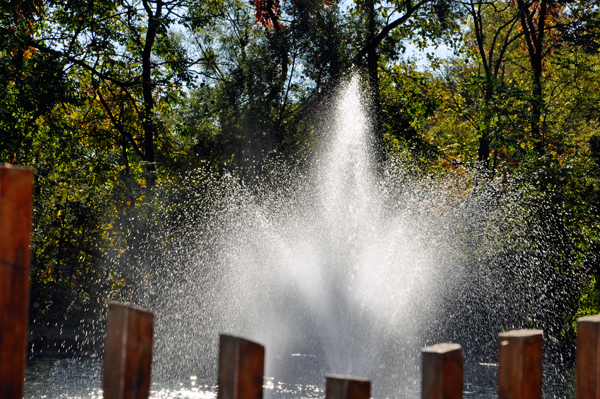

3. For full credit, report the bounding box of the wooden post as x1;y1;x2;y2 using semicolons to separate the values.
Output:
498;329;543;399
0;165;34;399
326;375;371;399
103;303;154;399
218;334;265;399
576;314;600;399
421;343;463;399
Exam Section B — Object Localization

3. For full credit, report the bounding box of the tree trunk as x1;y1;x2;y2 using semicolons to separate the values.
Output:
478;77;493;170
530;51;544;152
517;0;548;153
365;0;385;164
141;0;162;192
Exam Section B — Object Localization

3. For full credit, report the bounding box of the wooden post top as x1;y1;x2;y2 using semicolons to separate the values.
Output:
218;334;265;399
422;343;462;354
0;164;33;399
107;302;154;319
103;303;155;399
0;164;31;170
421;343;463;399
498;329;543;399
326;375;371;399
0;165;34;272
499;330;543;338
577;315;600;324
576;314;600;399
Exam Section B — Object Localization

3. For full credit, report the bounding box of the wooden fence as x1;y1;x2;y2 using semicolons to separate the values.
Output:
1;164;599;399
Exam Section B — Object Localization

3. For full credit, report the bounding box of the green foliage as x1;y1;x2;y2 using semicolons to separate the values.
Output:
0;0;599;356
380;62;441;158
178;0;353;176
569;276;600;338
0;52;76;163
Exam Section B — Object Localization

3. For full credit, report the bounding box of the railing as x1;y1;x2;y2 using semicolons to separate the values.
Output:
0;164;598;399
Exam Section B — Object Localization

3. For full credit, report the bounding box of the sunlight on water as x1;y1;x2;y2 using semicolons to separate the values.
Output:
127;75;575;393
25;359;503;399
168;75;464;383
28;358;546;399
25;75;578;399
24;359;327;399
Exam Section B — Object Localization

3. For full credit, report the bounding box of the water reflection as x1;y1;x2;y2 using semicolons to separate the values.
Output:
24;358;103;399
23;358;218;399
24;358;572;399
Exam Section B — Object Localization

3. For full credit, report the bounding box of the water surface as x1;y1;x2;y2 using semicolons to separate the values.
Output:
26;357;573;399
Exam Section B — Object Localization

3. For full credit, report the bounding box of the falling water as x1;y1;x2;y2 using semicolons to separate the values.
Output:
138;77;463;388
103;75;579;397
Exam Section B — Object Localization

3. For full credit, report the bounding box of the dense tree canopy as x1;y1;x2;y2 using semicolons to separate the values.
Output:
1;0;599;355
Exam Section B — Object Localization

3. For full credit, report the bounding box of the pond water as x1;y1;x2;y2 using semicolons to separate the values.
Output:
23;358;573;399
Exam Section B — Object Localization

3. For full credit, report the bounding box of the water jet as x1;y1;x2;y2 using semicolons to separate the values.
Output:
134;75;577;396
15;75;582;398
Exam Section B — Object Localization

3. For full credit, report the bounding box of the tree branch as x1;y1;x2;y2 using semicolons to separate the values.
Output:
354;0;430;62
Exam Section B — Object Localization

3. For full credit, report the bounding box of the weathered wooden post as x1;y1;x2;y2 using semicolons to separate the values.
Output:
103;303;155;399
421;343;463;399
0;165;34;399
326;375;371;399
576;314;600;399
218;334;265;399
498;329;543;399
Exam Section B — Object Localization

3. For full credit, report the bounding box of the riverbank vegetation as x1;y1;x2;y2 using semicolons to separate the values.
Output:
1;0;599;357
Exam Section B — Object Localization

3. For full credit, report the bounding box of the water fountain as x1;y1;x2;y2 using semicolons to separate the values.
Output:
134;75;577;397
21;75;579;398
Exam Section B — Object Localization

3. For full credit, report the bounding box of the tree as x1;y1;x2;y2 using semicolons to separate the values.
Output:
454;0;533;171
180;0;353;177
379;61;441;158
1;0;223;193
351;0;460;158
0;0;76;164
